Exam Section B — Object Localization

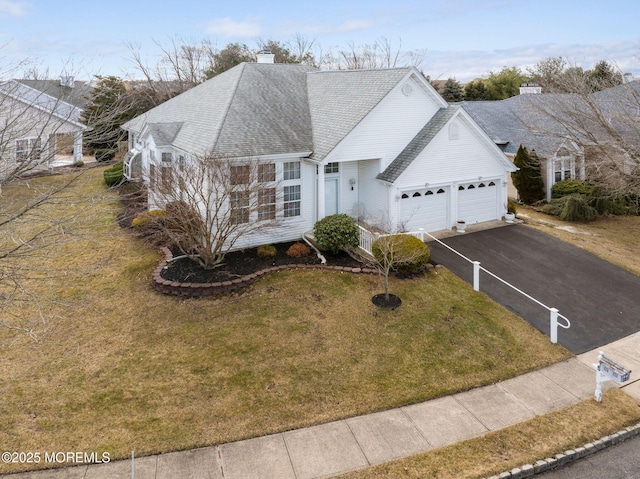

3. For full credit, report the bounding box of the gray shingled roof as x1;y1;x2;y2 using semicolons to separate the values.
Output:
460;82;640;158
147;122;184;146
123;63;315;158
307;68;412;161
376;106;459;183
459;95;575;158
0;80;85;127
17;79;92;109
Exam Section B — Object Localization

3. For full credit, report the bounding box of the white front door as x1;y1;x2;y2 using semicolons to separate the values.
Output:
324;178;339;216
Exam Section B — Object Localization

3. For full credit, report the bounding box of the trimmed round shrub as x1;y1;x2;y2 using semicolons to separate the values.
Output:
372;234;430;274
103;161;124;186
257;244;277;258
286;242;311;258
313;214;359;253
551;179;594;199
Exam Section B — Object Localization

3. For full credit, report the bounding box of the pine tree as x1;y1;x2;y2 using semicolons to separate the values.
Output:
511;145;546;204
441;77;464;102
463;79;489;101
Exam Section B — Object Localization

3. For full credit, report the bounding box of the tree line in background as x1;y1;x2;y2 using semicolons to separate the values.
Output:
438;58;625;102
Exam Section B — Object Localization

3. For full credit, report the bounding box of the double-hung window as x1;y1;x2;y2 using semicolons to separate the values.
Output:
283;161;301;218
230;191;250;224
16;137;42;163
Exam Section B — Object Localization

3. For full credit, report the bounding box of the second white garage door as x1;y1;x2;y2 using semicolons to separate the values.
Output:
400;186;449;232
457;181;498;224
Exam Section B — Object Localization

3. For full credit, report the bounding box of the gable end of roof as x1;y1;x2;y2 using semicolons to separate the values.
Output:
376;106;459;183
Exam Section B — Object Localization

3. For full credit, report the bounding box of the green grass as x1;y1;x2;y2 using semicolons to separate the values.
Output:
0;168;573;473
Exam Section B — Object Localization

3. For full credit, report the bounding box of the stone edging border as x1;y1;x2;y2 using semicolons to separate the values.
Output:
482;421;640;478
152;247;379;297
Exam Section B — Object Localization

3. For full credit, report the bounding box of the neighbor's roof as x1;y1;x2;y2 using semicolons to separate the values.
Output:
460;94;578;158
377;106;460;183
461;81;640;158
0;80;86;128
16;78;93;109
123;63;316;158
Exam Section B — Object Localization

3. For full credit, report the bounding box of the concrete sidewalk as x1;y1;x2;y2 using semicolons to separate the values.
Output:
6;332;639;479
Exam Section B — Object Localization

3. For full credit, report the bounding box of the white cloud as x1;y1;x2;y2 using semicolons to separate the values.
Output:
338;18;376;33
423;39;640;82
0;0;28;17
205;17;262;38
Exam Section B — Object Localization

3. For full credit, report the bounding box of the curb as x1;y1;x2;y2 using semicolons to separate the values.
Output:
483;421;640;478
151;247;380;297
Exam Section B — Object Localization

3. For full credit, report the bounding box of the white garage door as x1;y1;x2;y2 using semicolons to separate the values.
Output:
400;187;449;232
457;181;498;224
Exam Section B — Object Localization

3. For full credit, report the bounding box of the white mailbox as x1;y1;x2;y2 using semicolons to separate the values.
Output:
593;351;632;402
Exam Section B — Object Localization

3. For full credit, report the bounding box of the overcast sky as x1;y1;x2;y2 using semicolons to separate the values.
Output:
1;0;638;82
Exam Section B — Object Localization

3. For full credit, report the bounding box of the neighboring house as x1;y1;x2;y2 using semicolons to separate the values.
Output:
0;80;87;181
462;81;640;200
122;55;515;251
17;76;93;110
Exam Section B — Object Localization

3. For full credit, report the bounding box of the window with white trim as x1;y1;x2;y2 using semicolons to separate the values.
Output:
258;188;276;220
15;137;42;162
230;164;250;185
284;185;301;217
554;158;574;182
324;162;339;174
259;163;276;182
283;161;300;180
230;190;250;224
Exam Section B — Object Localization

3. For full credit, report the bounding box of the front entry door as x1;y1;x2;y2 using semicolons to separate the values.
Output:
324;178;339;216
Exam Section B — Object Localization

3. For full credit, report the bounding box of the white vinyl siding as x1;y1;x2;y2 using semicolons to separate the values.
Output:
324;76;441;167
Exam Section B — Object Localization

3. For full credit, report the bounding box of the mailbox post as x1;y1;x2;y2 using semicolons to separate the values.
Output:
593;351;632;402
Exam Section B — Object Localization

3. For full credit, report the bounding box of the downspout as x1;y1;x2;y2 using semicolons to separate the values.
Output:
302;234;326;264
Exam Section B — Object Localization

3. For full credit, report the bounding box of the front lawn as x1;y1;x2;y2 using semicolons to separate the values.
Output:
0;167;571;473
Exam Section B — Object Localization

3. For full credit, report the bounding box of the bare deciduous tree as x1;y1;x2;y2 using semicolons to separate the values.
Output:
325;37;426;70
145;154;283;269
523;73;640;200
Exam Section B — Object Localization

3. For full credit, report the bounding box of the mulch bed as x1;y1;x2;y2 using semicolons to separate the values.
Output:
161;243;366;284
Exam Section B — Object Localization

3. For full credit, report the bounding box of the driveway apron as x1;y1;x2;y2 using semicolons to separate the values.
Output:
428;225;640;354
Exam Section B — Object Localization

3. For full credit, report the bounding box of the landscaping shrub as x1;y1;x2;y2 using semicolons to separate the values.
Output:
103;161;124;186
372;234;431;274
512;145;545;204
286;242;311;258
541;194;597;222
94;148;117;163
551;179;594;199
257;244;277;258
507;199;518;215
313;214;359;253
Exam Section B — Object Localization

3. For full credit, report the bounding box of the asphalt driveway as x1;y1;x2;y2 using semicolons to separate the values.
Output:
428;225;640;354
